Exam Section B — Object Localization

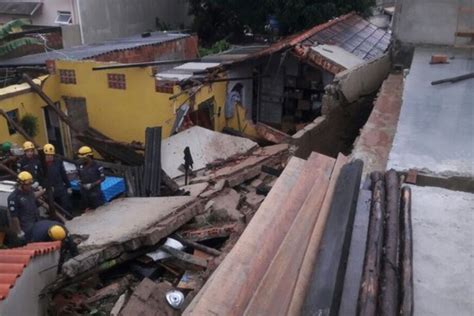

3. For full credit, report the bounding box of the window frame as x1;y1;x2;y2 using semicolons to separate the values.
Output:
6;109;19;135
55;11;72;25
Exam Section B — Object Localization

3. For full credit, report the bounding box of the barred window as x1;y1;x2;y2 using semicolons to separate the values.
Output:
59;69;76;84
107;74;126;90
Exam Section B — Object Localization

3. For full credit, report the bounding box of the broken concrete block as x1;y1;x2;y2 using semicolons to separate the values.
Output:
213;189;241;212
245;191;266;210
430;54;448;64
181;183;209;196
250;178;263;188
119;279;179;316
210;207;244;222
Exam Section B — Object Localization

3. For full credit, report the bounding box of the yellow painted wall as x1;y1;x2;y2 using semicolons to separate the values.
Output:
0;76;60;149
0;60;257;158
54;60;256;143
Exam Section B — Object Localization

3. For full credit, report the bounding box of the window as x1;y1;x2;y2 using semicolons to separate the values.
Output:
59;69;76;84
55;11;72;24
6;109;19;135
108;74;126;90
155;80;174;94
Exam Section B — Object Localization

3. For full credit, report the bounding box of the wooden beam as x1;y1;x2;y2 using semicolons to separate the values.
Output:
287;153;348;315
380;170;400;316
400;186;413;316
173;234;221;257
245;153;339;315
0;109;37;145
23;74;81;134
161;245;208;270
301;160;363;316
358;172;386;316
184;155;332;316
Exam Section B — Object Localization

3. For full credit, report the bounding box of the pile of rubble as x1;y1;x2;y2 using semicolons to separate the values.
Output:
45;130;289;315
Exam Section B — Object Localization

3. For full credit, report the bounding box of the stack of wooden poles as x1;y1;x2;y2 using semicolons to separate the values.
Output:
358;170;414;316
184;152;365;315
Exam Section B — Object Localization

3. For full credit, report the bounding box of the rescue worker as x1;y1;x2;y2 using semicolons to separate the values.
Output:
77;146;105;210
43;144;72;211
7;171;45;242
30;220;66;242
16;141;43;185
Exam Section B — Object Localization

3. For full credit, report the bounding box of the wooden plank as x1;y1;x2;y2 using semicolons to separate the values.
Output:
184;156;314;316
302;159;363;316
287;153;348;316
338;189;372;316
245;152;336;315
380;170;400;316
358;172;386;316
161;245;208;271
400;186;413;316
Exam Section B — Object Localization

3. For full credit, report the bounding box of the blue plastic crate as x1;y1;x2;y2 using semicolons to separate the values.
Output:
70;176;126;202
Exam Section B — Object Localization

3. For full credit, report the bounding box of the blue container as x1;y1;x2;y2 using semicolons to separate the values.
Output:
70;176;126;202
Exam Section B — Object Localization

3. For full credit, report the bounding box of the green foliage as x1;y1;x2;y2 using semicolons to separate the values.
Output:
0;19;31;39
199;39;231;57
189;0;375;44
0;37;41;57
20;113;39;138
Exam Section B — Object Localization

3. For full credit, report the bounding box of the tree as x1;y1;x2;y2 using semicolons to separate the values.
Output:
189;0;375;45
0;19;41;57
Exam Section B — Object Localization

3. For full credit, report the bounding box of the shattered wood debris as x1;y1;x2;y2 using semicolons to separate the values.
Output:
47;140;289;315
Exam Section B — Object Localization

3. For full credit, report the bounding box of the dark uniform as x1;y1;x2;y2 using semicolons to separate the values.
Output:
7;188;40;241
46;158;72;211
16;156;43;183
79;161;105;209
30;219;63;242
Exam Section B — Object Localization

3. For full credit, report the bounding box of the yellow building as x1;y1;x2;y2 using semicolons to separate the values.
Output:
0;60;255;158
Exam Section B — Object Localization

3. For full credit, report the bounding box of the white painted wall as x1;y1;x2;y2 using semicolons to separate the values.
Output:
0;0;192;44
78;0;192;43
0;0;78;26
393;0;470;45
0;251;60;316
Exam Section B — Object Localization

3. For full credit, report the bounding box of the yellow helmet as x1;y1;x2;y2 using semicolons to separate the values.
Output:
48;225;66;241
78;146;93;158
17;171;33;184
43;143;55;155
23;141;35;151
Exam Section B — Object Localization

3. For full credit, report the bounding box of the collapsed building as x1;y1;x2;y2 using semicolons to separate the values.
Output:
0;2;472;315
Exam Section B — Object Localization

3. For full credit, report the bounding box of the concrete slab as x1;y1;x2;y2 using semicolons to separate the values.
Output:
388;47;474;177
410;185;474;316
161;126;258;179
67;197;196;250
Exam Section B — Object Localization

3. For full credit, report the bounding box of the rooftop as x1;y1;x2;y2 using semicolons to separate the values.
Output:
0;241;61;300
0;2;42;16
388;46;474;177
0;31;190;67
301;13;391;60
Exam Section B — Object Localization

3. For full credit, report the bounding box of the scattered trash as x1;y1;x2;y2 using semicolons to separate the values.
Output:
166;290;185;309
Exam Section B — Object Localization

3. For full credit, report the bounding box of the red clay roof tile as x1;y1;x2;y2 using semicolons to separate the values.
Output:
0;273;18;285
0;264;24;275
0;284;11;300
0;241;61;301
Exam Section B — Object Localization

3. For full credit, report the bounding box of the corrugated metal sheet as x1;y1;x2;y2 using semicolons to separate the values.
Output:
0;32;190;66
0;2;42;16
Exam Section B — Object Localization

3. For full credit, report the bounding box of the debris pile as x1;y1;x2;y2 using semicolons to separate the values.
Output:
45;140;288;315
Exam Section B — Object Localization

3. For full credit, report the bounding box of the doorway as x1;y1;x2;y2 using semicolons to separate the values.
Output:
43;104;65;156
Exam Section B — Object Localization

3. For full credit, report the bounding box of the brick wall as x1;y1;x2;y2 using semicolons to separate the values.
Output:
2;30;63;59
92;35;199;63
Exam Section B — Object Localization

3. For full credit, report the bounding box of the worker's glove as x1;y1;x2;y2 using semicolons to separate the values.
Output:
67;188;73;195
82;183;93;190
32;182;39;189
17;231;25;239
